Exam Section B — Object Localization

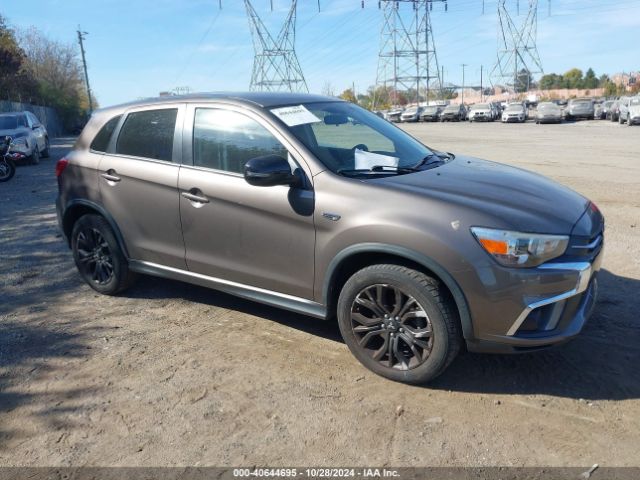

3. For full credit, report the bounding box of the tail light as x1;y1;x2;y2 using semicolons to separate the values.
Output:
55;158;69;177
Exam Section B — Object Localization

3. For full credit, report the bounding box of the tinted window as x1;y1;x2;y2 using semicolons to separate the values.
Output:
90;115;122;152
193;109;288;173
17;115;27;128
116;109;177;161
28;112;40;126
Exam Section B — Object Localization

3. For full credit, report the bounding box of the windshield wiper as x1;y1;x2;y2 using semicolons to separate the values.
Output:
411;151;452;169
338;165;419;176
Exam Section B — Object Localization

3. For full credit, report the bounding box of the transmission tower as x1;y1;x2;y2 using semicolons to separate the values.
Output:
373;0;446;108
244;0;308;93
490;0;543;93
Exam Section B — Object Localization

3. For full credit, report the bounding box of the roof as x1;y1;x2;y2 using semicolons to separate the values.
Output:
99;92;343;114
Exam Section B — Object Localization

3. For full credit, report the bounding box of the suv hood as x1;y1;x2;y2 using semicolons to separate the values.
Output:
377;156;589;234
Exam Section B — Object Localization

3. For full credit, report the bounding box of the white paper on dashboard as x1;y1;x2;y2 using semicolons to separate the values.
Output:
354;149;399;170
270;105;321;127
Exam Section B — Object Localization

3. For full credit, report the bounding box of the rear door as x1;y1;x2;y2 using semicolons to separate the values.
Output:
178;103;316;299
98;104;187;269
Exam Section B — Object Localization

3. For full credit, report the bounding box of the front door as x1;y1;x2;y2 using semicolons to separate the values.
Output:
178;105;315;300
98;105;186;269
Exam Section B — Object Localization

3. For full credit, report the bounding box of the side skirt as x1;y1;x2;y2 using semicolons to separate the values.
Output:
128;260;327;320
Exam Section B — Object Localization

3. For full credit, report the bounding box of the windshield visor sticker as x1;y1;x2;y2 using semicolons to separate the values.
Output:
354;149;399;170
271;105;321;127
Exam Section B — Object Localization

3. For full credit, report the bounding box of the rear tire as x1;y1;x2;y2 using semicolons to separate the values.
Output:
337;264;462;384
71;214;136;295
0;160;15;182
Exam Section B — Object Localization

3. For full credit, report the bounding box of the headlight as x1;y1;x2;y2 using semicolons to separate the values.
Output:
12;137;28;147
471;227;569;268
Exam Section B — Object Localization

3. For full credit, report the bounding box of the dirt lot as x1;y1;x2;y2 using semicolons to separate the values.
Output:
1;121;639;467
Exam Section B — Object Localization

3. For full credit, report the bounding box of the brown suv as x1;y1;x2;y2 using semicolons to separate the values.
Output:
56;93;604;384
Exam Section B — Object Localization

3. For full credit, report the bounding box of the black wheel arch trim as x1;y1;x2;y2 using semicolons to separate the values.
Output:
62;199;130;259
323;243;474;340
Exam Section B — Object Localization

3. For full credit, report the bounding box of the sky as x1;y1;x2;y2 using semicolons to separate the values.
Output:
2;0;640;107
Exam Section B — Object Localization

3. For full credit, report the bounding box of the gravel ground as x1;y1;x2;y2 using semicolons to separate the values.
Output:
0;122;639;467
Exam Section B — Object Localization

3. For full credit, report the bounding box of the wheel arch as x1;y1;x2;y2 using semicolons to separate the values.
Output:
322;243;474;340
62;199;130;258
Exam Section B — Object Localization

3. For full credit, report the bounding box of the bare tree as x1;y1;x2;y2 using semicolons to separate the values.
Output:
321;81;335;97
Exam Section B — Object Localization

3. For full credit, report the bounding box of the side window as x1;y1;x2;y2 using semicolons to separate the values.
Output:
90;115;122;153
116;108;178;161
193;108;288;174
17;115;27;128
28;113;40;126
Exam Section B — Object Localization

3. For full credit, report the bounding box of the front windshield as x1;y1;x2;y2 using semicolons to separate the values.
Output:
630;98;640;106
423;106;439;113
0;116;18;130
404;107;419;114
472;104;490;110
506;104;522;112
444;105;459;112
571;100;592;106
538;103;557;110
276;102;439;175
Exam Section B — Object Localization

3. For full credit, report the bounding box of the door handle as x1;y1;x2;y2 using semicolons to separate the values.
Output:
101;171;121;183
181;191;210;204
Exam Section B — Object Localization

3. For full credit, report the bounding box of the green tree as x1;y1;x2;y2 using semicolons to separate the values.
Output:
584;68;598;89
539;73;564;90
0;15;39;102
339;88;357;104
563;68;584;89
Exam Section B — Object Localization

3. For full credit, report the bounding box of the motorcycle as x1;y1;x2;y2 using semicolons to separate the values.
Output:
0;136;26;183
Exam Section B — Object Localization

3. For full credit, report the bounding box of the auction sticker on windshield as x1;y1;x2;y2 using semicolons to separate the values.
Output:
271;105;321;127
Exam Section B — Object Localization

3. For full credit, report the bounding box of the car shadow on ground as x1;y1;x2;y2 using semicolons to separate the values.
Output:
123;268;640;401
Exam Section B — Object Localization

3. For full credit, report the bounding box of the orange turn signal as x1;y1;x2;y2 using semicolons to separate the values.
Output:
478;238;508;255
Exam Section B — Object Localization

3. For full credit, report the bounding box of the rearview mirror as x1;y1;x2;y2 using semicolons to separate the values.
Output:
244;155;301;188
324;114;349;126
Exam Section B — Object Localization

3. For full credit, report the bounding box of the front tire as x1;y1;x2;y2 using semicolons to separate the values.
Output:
41;137;50;158
30;146;40;165
71;214;135;295
337;264;462;384
0;159;15;182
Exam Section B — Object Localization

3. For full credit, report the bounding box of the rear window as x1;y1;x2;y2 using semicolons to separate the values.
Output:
116;109;178;161
0;116;18;130
90;115;122;152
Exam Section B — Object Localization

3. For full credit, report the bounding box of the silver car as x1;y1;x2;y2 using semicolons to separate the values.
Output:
535;102;563;124
565;99;595;121
623;97;640;126
0;111;50;164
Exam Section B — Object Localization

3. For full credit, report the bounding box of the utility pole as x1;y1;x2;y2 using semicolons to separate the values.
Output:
373;0;447;109
461;63;467;105
244;0;308;93
77;26;93;113
490;0;543;93
480;65;483;102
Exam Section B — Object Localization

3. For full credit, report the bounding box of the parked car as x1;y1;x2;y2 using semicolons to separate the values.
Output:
0;111;50;164
400;106;423;123
385;108;404;123
535;102;563;124
564;99;595;121
617;97;631;124
468;103;494;122
440;104;466;122
501;103;527;123
622;96;640;126
597;100;614;120
56;92;604;384
419;105;443;122
608;101;621;122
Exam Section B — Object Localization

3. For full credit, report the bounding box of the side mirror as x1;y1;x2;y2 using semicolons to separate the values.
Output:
244;155;301;188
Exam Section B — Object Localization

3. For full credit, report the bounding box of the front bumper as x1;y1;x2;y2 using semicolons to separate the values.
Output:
463;246;603;353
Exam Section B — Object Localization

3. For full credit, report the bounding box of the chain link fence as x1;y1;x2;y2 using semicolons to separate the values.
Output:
0;101;63;137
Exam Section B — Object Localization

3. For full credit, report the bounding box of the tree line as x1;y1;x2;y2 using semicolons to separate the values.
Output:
538;67;637;96
0;14;93;130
